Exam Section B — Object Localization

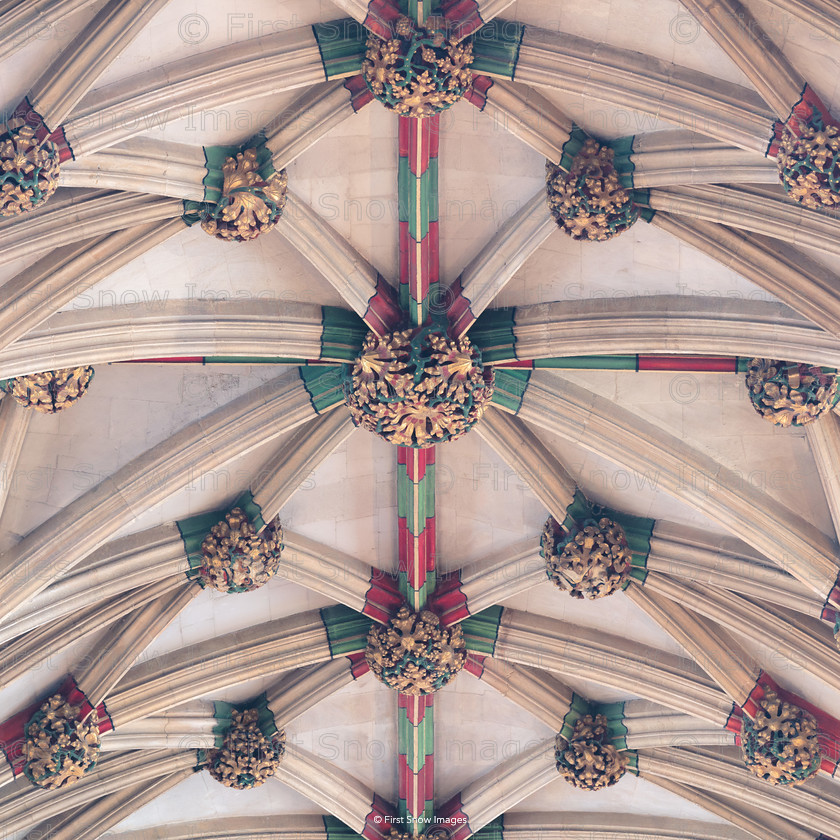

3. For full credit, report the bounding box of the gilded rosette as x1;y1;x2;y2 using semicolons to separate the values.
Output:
3;366;94;414
343;327;494;448
0;122;60;217
363;16;473;118
745;358;839;427
555;713;627;790
365;606;467;695
546;140;639;241
541;516;631;599
741;689;822;785
195;508;283;593
201;148;288;242
777;117;840;210
208;708;286;789
23;695;100;789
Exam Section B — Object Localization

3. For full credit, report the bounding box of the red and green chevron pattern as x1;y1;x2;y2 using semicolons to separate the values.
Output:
397;447;436;610
399;115;440;326
399;694;435;833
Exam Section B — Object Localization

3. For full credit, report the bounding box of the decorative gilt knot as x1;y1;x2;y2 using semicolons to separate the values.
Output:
366;605;467;695
343;327;494;448
196;507;283;593
745;358;838;427
541;516;631;599
23;695;101;789
741;688;822;785
555;713;627;790
3;366;94;414
362;16;473;118
208;708;286;789
201;148;288;242
776;117;840;210
0;121;60;217
546;139;639;241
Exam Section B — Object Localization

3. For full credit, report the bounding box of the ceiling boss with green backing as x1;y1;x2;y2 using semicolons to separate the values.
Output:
740;689;822;786
554;713;628;791
744;358;840;427
192;508;284;594
365;606;467;695
545;137;641;242
541;515;632;600
362;15;474;118
775;100;840;210
343;326;494;448
207;706;287;790
22;695;101;790
0;122;60;217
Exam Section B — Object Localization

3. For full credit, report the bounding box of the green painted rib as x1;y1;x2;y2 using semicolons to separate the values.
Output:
559;692;591;741
473;817;504;840
177;508;223;574
471;21;525;78
181;199;207;227
321;306;367;362
300;365;346;413
462;605;504;654
490;368;530;413
427;156;439;223
471;308;517;363
231;488;266;532
398;156;412;223
611;135;637;189
558;125;588;172
312;20;368;79
632;188;657;222
559;489;653;586
212;693;277;747
323;816;356;840
201;143;237;204
398;703;433;774
534;355;638;370
594;700;629;750
399;162;432;241
204;356;310;364
397;466;435;537
177;489;266;582
321;604;371;656
201;136;275;204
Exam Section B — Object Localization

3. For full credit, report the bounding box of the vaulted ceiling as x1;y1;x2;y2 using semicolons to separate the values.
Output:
2;2;840;840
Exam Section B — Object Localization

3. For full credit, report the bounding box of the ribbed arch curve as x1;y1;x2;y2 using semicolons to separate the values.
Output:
0;368;332;623
510;373;840;599
7;296;840;380
638;746;840;838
